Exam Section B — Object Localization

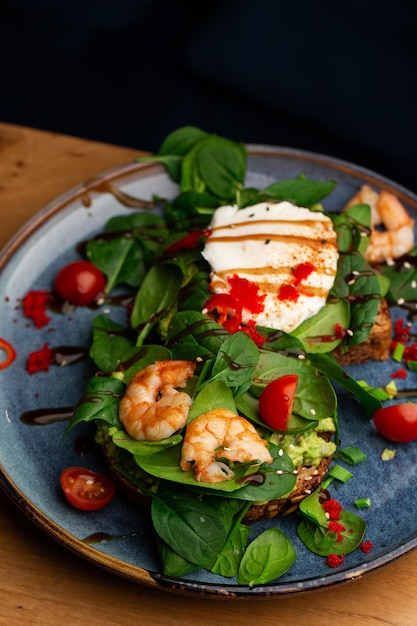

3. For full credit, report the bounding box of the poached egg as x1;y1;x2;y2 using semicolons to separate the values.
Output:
202;201;339;333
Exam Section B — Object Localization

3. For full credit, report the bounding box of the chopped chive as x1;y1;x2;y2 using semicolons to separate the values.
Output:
355;497;371;509
356;380;394;400
407;361;417;371
392;342;405;362
328;464;353;483
335;446;367;465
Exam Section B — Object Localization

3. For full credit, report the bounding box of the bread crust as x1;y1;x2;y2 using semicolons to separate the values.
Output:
332;298;392;365
103;434;333;523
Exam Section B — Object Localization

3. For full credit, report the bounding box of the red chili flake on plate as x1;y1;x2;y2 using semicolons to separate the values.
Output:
22;290;51;328
228;274;266;313
390;367;407;379
292;262;316;285
360;540;374;554
277;283;299;302
26;342;54;374
326;553;345;568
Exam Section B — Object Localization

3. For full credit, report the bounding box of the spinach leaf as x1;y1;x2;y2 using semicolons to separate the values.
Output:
151;484;237;569
181;135;247;202
238;528;297;586
89;314;135;375
112;429;182;456
306;352;382;419
297;510;366;557
131;262;183;345
188;380;237;421
210;504;252;578
208;332;259;395
251;351;337;421
86;213;168;292
291;300;350;354
167;311;228;359
258;177;336;208
66;376;125;433
156;537;200;577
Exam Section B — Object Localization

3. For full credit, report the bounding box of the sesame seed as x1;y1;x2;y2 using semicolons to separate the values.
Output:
278;448;284;456
398;298;405;305
347;329;354;336
310;408;316;416
412;281;417;289
276;470;283;475
404;261;412;269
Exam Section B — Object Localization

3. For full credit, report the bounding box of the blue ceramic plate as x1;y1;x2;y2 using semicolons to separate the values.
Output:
1;147;417;598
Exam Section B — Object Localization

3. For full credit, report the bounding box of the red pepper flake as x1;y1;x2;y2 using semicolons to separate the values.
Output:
239;320;265;347
26;343;54;374
165;229;211;253
335;323;347;339
228;274;266;314
0;337;17;370
360;540;374;554
292;262;316;285
322;498;343;521
390;367;407;379
277;283;299;302
22;290;51;328
326;553;345;568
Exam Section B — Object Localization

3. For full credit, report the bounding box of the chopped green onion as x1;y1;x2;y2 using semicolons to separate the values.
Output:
355;497;371;509
356;380;394;401
392;342;405;362
335;446;367;465
328;464;353;483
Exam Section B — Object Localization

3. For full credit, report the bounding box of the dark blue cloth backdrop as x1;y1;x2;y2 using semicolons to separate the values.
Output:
1;0;416;191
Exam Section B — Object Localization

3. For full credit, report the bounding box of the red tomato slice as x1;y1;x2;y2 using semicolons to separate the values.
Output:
373;403;417;443
259;374;298;431
60;467;116;511
54;261;107;306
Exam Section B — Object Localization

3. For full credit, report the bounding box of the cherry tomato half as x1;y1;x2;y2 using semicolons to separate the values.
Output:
373;403;417;443
259;374;298;431
60;467;116;511
53;261;107;306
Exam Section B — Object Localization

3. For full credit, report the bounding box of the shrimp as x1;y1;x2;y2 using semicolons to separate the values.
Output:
180;408;273;483
344;185;415;264
119;360;196;441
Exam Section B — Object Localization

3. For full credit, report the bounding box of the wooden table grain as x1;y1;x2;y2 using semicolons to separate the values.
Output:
0;122;416;626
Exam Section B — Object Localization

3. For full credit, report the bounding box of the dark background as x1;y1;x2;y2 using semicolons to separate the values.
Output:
1;0;416;192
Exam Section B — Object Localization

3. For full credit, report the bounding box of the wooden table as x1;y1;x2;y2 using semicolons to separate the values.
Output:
0;122;416;626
